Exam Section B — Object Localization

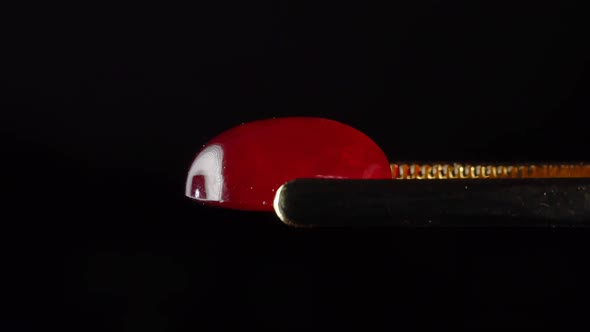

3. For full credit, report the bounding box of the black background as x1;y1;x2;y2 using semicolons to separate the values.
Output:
3;2;590;330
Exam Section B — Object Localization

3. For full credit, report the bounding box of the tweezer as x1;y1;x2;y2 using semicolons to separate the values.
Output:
274;164;590;228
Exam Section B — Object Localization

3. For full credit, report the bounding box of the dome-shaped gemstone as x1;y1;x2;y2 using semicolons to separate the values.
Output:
185;117;391;211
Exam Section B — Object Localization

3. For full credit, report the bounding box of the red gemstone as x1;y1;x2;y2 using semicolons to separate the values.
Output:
185;117;392;211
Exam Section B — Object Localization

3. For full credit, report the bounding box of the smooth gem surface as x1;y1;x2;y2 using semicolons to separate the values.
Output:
185;117;391;211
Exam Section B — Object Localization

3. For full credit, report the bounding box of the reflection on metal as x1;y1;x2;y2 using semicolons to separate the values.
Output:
391;163;590;180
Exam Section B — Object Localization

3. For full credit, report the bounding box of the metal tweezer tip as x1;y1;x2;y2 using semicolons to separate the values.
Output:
274;177;590;228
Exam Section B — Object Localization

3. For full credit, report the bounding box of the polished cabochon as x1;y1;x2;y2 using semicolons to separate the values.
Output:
185;117;392;211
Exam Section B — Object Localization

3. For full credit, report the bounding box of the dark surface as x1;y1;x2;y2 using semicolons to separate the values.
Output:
2;2;590;331
278;178;590;227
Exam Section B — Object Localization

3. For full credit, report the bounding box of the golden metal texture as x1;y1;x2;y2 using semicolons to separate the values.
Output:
391;163;590;180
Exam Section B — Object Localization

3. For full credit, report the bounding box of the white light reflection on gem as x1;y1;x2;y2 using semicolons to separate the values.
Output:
185;144;224;202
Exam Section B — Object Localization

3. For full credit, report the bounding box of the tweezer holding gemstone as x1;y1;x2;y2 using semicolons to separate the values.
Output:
185;117;590;227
